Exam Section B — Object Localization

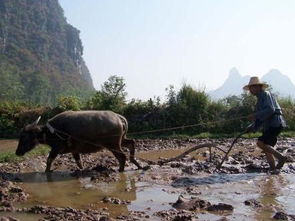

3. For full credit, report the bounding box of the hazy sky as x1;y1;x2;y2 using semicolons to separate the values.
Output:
59;0;295;100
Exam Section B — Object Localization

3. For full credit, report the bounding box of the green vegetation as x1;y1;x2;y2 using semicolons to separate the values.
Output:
1;75;294;139
86;75;127;113
0;145;50;163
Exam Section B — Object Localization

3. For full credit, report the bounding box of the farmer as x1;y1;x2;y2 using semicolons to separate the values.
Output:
244;76;287;173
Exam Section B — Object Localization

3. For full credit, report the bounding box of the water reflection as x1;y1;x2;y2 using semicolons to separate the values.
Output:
255;175;288;220
16;172;138;217
170;173;295;220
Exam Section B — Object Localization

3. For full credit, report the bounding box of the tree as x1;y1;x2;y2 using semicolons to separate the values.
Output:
57;96;81;111
101;75;127;100
86;75;127;112
165;84;209;134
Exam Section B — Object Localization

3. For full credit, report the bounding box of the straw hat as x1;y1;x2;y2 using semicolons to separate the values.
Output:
243;76;269;90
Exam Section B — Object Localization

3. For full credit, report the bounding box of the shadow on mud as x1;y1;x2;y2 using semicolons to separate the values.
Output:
172;172;262;187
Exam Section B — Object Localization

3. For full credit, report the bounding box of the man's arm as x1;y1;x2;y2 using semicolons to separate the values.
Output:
251;92;276;131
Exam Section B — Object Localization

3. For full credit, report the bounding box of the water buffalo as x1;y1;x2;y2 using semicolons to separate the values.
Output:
16;110;143;172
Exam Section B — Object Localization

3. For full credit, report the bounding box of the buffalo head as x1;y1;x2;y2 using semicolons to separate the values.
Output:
16;116;42;156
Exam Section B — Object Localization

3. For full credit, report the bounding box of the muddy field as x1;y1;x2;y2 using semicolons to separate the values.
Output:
1;137;295;220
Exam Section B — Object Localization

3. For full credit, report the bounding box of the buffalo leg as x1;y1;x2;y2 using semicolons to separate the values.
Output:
122;139;142;169
111;148;126;172
45;150;58;172
73;153;83;170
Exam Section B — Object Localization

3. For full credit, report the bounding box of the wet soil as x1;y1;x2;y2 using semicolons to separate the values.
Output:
1;137;295;220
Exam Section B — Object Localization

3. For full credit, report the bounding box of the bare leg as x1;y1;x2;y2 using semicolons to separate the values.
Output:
265;153;276;170
257;140;285;170
72;153;83;170
45;150;58;172
122;138;142;169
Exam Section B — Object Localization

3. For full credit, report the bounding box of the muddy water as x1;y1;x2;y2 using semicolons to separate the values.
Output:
13;170;295;220
15;171;179;218
16;171;137;216
173;173;295;220
0;139;18;152
137;146;210;161
1;140;295;220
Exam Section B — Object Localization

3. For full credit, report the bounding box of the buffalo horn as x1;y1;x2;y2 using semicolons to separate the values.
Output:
25;116;41;131
33;116;41;125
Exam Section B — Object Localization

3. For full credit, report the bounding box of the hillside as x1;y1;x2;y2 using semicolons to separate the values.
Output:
210;68;295;100
0;0;94;104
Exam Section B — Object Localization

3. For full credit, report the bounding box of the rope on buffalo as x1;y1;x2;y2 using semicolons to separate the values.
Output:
128;115;249;135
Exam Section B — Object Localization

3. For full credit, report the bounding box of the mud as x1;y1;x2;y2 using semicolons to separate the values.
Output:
0;137;295;220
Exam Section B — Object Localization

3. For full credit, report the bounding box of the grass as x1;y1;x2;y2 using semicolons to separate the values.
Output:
281;130;295;137
0;145;50;163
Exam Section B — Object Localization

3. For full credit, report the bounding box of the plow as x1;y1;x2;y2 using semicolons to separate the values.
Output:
136;128;249;170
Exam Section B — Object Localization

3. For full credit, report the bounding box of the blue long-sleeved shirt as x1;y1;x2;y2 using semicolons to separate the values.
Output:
254;90;286;131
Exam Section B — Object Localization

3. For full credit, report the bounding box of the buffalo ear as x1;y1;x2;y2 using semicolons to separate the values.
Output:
25;116;41;131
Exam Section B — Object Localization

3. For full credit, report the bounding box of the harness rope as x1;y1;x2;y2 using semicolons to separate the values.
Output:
129;115;248;135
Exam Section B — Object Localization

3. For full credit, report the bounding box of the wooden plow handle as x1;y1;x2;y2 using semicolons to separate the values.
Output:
215;130;248;171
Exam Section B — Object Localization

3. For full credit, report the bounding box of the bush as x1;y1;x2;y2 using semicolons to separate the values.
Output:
0;101;28;137
57;96;81;111
0;101;51;138
1;78;294;139
279;97;295;130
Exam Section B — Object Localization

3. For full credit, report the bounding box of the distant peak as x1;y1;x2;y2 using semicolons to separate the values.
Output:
263;69;291;81
210;68;295;100
266;69;283;76
229;67;240;77
226;67;242;81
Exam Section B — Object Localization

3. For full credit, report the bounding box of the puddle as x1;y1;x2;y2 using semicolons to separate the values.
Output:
173;173;295;220
0;139;18;152
9;169;295;220
13;170;179;218
17;172;137;216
